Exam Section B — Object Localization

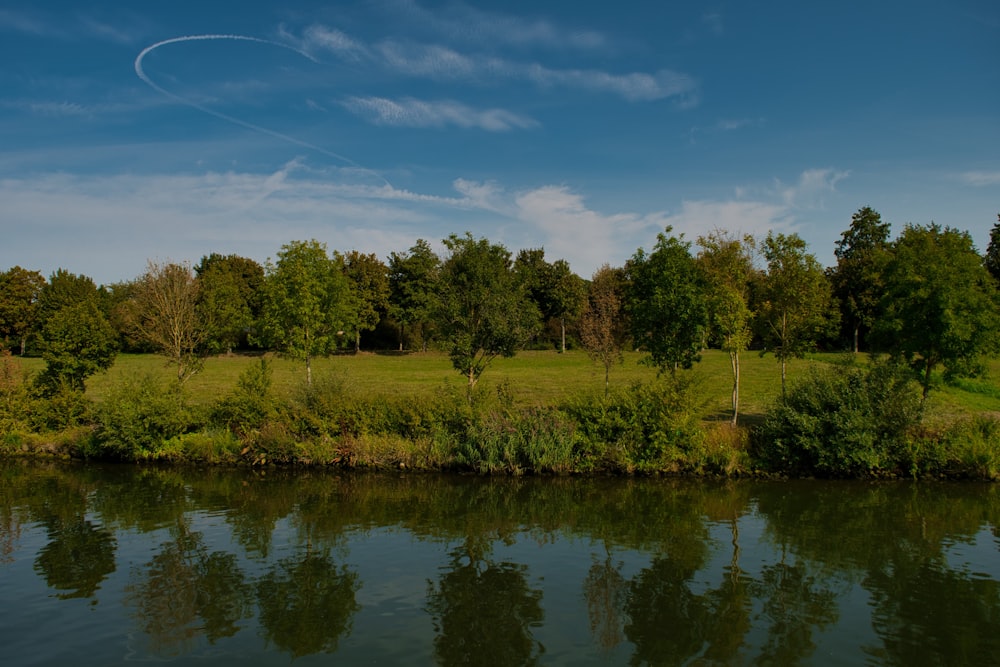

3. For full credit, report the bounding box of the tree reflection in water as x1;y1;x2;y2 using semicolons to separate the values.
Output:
426;543;545;667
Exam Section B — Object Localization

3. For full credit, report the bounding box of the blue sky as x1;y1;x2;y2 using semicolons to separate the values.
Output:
2;0;998;285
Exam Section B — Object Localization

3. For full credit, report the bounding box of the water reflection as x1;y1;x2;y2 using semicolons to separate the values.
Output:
1;462;999;665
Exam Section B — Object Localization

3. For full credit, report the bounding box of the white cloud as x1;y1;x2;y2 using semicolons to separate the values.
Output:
341;96;538;131
777;168;850;208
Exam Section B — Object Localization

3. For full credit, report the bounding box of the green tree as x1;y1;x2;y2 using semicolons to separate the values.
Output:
626;227;708;375
436;233;540;393
127;261;207;384
697;230;756;426
830;206;892;353
874;223;1000;399
387;239;441;351
514;250;585;352
257;240;353;385
0;266;45;355
339;250;389;352
757;232;836;397
194;253;264;354
984;213;1000;284
36;300;118;393
578;264;628;393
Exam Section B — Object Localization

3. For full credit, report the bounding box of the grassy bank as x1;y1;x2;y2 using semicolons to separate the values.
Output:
6;350;1000;478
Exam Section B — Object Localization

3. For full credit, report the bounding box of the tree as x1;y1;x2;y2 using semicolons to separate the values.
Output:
626;227;708;375
514;250;585;352
984;214;1000;284
387;239;441;351
697;230;756;426
339;251;389;352
257;240;354;385
194;253;264;355
578;265;628;393
436;233;540;393
874;223;1000;399
0;266;45;355
36;300;118;393
127;261;208;384
757;232;836;397
830;206;892;353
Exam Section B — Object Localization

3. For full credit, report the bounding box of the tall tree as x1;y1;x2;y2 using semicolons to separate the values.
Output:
626;227;708;375
387;239;441;352
874;223;1000;399
0;266;45;355
339;251;389;353
697;230;756;426
194;253;264;355
436;233;540;393
514;250;587;353
830;206;892;353
128;261;208;384
757;232;836;397
984;214;1000;284
36;299;118;393
578;265;628;393
257;240;354;385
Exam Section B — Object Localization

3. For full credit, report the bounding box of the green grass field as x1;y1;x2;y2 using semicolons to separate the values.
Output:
17;348;1000;424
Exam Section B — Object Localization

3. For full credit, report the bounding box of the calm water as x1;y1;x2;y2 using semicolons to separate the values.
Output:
1;461;998;666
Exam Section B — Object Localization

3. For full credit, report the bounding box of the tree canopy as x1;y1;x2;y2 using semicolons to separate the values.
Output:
830;206;891;353
874;223;1000;399
626;228;708;375
436;233;540;393
757;232;836;397
257;240;354;385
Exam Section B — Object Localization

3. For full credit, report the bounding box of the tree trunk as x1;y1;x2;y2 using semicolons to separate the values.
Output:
730;349;740;427
355;330;361;353
306;353;312;386
20;336;26;356
560;317;566;354
780;357;787;399
853;324;859;354
398;322;404;352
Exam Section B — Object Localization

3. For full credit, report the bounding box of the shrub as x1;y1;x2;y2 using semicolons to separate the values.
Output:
460;406;576;474
753;357;922;476
94;375;201;460
211;358;275;435
562;376;705;473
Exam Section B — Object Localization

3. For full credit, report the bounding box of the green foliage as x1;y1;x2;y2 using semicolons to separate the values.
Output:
339;251;390;351
563;377;705;473
754;358;922;476
437;233;541;392
0;350;33;436
29;381;93;432
627;227;708;375
875;223;1000;399
257;240;354;384
0;265;45;354
756;232;837;395
899;416;1000;480
830;206;891;352
211;358;275;437
94;375;200;460
195;253;264;354
984;214;1000;285
579;265;628;392
459;405;576;474
388;239;441;351
35;300;117;393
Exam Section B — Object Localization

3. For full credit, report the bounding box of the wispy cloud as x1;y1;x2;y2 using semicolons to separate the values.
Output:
341;96;538;131
776;168;850;208
383;0;606;51
958;171;1000;187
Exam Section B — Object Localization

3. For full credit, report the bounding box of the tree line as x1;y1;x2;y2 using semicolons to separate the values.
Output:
2;208;1000;418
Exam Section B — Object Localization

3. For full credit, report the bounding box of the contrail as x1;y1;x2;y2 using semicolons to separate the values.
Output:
134;34;391;187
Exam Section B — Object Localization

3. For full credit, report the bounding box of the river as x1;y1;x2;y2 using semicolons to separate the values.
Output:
1;461;998;665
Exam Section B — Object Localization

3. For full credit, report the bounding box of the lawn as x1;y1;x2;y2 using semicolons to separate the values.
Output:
15;348;1000;424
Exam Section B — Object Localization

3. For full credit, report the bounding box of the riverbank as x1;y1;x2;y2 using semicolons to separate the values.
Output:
3;350;1000;479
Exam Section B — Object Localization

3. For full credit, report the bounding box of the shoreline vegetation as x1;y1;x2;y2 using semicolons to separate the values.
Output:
4;349;1000;480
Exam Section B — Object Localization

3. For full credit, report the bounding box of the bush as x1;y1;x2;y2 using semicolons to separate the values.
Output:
211;358;275;436
562;376;705;473
753;358;922;476
94;375;201;460
460;407;576;474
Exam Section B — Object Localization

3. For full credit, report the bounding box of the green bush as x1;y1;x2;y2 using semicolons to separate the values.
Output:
93;375;201;460
211;358;275;435
901;416;1000;479
562;377;705;473
753;358;922;476
28;381;93;432
459;407;576;474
